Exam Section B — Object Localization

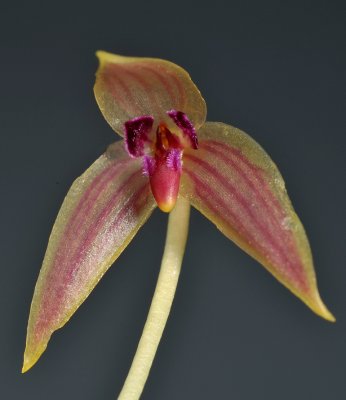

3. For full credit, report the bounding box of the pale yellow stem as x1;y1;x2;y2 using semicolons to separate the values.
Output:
118;196;191;400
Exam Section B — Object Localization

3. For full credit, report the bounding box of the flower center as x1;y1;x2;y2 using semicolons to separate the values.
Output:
124;110;197;212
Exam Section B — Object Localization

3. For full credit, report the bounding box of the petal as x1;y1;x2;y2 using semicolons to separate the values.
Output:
180;122;334;321
94;51;207;136
167;110;198;149
124;115;154;157
22;141;156;373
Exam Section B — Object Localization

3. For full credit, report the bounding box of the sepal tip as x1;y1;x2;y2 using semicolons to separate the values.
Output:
21;342;47;373
306;292;335;322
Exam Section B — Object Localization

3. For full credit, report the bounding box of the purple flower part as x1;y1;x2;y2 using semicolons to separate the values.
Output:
124;115;154;158
142;155;156;176
167;110;198;149
166;149;182;172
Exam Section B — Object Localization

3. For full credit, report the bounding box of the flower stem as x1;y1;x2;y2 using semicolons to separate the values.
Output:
118;196;191;400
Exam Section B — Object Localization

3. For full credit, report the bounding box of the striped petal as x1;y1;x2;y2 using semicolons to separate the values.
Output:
23;141;156;373
94;51;206;136
180;122;334;321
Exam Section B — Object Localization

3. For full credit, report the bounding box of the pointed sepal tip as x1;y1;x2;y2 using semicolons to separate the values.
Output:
21;342;48;374
305;291;335;322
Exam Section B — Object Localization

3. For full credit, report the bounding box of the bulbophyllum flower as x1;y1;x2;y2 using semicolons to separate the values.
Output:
23;51;334;398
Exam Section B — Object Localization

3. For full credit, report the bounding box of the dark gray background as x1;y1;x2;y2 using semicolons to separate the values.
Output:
1;0;345;399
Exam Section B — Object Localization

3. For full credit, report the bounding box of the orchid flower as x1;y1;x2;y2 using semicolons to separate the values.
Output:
23;51;335;399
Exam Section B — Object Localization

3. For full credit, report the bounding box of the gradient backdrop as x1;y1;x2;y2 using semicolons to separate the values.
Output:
1;1;345;399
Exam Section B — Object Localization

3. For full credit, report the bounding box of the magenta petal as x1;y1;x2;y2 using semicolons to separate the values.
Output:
167;109;198;149
124;115;154;157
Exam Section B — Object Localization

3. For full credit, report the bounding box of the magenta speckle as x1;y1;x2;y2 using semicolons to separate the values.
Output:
143;155;156;176
166;149;182;171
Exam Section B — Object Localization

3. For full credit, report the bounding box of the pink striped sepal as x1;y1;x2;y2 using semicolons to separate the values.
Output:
180;122;335;321
94;51;206;137
22;141;156;373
